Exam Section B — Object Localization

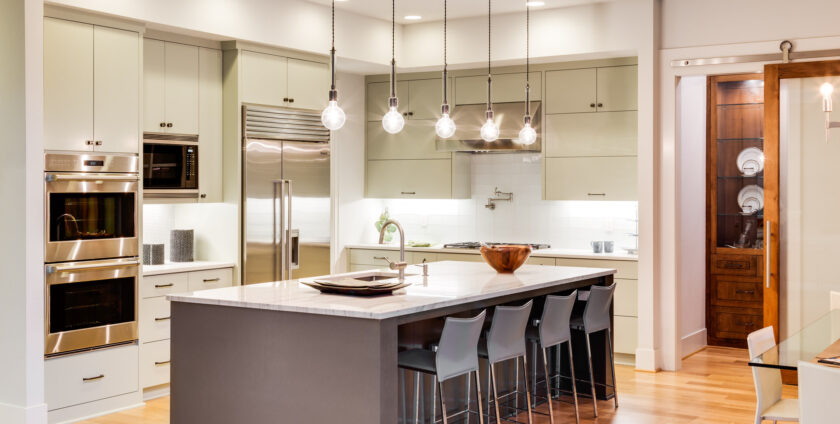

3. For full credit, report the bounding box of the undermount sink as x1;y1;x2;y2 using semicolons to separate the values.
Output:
317;271;417;283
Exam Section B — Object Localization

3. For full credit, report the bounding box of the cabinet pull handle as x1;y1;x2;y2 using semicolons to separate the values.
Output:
83;374;105;382
154;360;171;366
159;122;166;128
737;321;755;327
95;140;103;146
288;98;294;103
735;290;755;295
155;283;174;288
85;140;94;146
283;97;289;102
154;316;171;322
587;193;606;196
166;123;173;128
597;103;603;108
765;220;772;289
200;193;207;199
407;111;414;116
590;103;596;108
203;278;221;283
401;191;416;195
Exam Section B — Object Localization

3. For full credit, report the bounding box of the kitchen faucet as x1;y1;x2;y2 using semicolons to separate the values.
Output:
378;218;408;280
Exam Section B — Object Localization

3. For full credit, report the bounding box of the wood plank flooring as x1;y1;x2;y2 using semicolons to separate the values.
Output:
80;347;797;423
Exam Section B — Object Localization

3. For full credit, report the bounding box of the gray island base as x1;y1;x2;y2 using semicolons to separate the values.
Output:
168;261;616;424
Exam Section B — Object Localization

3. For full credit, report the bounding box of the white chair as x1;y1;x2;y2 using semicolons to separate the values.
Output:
798;360;840;424
830;291;840;311
747;326;799;424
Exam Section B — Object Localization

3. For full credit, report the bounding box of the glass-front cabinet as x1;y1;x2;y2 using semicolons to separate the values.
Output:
706;74;766;348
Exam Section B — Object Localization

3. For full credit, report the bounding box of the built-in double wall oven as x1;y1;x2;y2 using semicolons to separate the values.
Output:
44;152;140;356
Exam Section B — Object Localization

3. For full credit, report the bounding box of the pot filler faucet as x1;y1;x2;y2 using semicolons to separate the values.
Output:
377;219;408;280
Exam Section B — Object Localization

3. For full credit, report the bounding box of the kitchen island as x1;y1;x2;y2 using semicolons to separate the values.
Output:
167;261;616;424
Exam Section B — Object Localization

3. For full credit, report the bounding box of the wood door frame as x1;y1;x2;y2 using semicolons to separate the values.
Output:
763;59;840;342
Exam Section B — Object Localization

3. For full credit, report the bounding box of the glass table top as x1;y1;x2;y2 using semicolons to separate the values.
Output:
749;309;840;370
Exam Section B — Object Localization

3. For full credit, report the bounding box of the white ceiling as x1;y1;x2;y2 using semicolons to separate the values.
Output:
308;0;609;24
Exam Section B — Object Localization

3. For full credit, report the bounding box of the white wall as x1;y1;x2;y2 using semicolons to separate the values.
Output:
676;76;707;356
0;0;47;422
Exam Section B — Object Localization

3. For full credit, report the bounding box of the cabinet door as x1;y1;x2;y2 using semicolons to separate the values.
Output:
454;73;541;105
596;66;637;111
44;18;93;151
93;26;140;153
545;111;637;157
366;159;452;199
366;120;449;160
286;58;329;111
143;39;166;133
436;253;484;262
164;42;199;134
366;81;409;121
198;48;224;202
545;157;637;200
614;316;638;354
240;50;287;107
545;68;596;114
407;79;442;120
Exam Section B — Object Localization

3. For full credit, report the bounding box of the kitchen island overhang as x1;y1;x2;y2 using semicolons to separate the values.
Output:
167;261;617;424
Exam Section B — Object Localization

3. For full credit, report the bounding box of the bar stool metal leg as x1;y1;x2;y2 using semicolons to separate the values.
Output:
514;357;520;412
521;355;534;423
584;332;598;417
607;328;618;408
466;372;472;423
531;346;538;408
439;380;449;424
431;375;437;424
541;348;555;424
567;341;580;424
414;371;421;424
490;363;502;424
474;370;485;424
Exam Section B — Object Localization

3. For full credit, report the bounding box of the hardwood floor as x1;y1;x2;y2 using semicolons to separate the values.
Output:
80;347;796;423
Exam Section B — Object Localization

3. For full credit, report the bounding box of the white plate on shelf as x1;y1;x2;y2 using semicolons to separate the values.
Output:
737;147;765;176
738;184;764;215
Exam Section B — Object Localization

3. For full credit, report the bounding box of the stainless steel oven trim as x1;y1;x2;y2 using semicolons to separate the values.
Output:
44;176;139;263
45;258;139;356
142;189;200;199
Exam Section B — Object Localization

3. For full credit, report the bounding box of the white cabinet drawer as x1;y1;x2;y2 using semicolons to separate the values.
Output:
526;256;556;266
188;268;233;292
554;258;638;279
141;273;189;299
349;249;401;266
410;252;439;265
614;316;638;355
141;339;171;388
140;296;171;343
437;253;484;263
614;278;638;317
46;344;138;411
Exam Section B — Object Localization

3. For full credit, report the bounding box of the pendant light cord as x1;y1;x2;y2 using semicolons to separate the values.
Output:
486;0;492;111
330;0;336;90
442;0;448;106
390;0;396;98
525;3;530;118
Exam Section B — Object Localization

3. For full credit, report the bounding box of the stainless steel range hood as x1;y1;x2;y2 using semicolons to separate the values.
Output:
435;101;542;152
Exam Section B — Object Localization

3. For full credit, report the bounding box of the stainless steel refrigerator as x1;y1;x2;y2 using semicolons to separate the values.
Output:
241;105;331;284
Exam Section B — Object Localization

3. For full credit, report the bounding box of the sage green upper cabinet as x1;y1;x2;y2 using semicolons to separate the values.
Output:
44;18;139;153
545;68;596;113
286;58;329;111
241;51;288;107
366;81;409;121
407;79;443;120
454;72;541;105
198;48;223;202
143;40;199;134
545;157;637;201
366;159;454;199
366;120;449;160
596;66;637;112
545;111;638;157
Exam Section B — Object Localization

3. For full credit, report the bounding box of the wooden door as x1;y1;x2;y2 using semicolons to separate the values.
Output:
164;42;199;134
93;26;139;153
286;58;329;111
143;39;166;133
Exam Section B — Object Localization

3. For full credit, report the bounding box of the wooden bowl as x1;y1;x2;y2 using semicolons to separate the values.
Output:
480;244;532;273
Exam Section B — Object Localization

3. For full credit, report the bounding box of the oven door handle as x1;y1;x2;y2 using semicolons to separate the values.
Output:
45;173;139;182
46;259;140;274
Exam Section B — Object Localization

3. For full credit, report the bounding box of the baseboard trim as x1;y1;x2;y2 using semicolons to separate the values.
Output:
681;328;707;358
142;384;170;401
48;391;143;424
0;402;48;424
634;347;660;371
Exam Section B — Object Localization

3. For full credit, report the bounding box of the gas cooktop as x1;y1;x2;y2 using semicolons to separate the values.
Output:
442;242;551;250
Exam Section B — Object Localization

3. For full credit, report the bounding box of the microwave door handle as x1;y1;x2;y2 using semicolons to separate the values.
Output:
46;259;140;274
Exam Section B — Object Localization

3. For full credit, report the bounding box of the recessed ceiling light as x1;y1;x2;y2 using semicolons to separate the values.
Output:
404;15;422;20
526;1;545;6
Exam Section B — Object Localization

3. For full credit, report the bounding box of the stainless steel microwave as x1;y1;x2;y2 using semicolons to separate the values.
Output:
143;134;199;198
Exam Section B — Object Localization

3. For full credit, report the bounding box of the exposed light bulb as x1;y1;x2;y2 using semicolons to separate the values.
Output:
382;105;405;134
480;118;500;142
321;100;346;130
518;122;537;145
821;82;835;98
435;113;456;139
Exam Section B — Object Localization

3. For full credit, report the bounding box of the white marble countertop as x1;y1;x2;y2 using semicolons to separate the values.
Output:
345;243;638;261
168;261;615;320
143;261;235;276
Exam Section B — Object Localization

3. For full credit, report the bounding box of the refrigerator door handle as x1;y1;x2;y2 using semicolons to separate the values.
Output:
285;180;293;277
273;179;287;282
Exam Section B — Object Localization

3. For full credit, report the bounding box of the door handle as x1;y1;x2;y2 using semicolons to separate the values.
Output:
46;259;139;274
45;173;139;182
285;181;293;278
154;316;171;322
203;278;221;283
154;283;174;288
154;360;171;366
82;374;105;382
765;220;771;289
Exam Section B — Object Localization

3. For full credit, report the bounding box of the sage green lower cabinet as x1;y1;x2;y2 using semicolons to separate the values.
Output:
545;157;637;201
545;111;638;157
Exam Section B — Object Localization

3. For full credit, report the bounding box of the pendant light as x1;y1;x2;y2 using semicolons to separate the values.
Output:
381;0;405;134
321;0;346;130
480;0;499;142
518;2;537;145
434;0;456;139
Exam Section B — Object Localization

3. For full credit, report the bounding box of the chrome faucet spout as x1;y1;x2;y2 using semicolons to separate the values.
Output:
378;219;407;280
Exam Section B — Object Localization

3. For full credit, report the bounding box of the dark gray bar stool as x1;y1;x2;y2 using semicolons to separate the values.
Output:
478;300;534;424
571;282;618;417
525;291;580;424
398;310;487;424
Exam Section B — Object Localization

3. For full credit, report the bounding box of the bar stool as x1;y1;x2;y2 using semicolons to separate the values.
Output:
525;291;580;424
571;282;618;417
398;310;487;424
479;300;534;424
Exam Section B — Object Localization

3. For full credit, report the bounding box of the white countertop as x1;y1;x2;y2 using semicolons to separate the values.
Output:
168;261;615;320
345;243;638;261
143;261;235;276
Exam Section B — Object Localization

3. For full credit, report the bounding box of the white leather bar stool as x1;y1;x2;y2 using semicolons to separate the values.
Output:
570;282;618;417
478;300;534;424
525;291;580;424
398;310;487;424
